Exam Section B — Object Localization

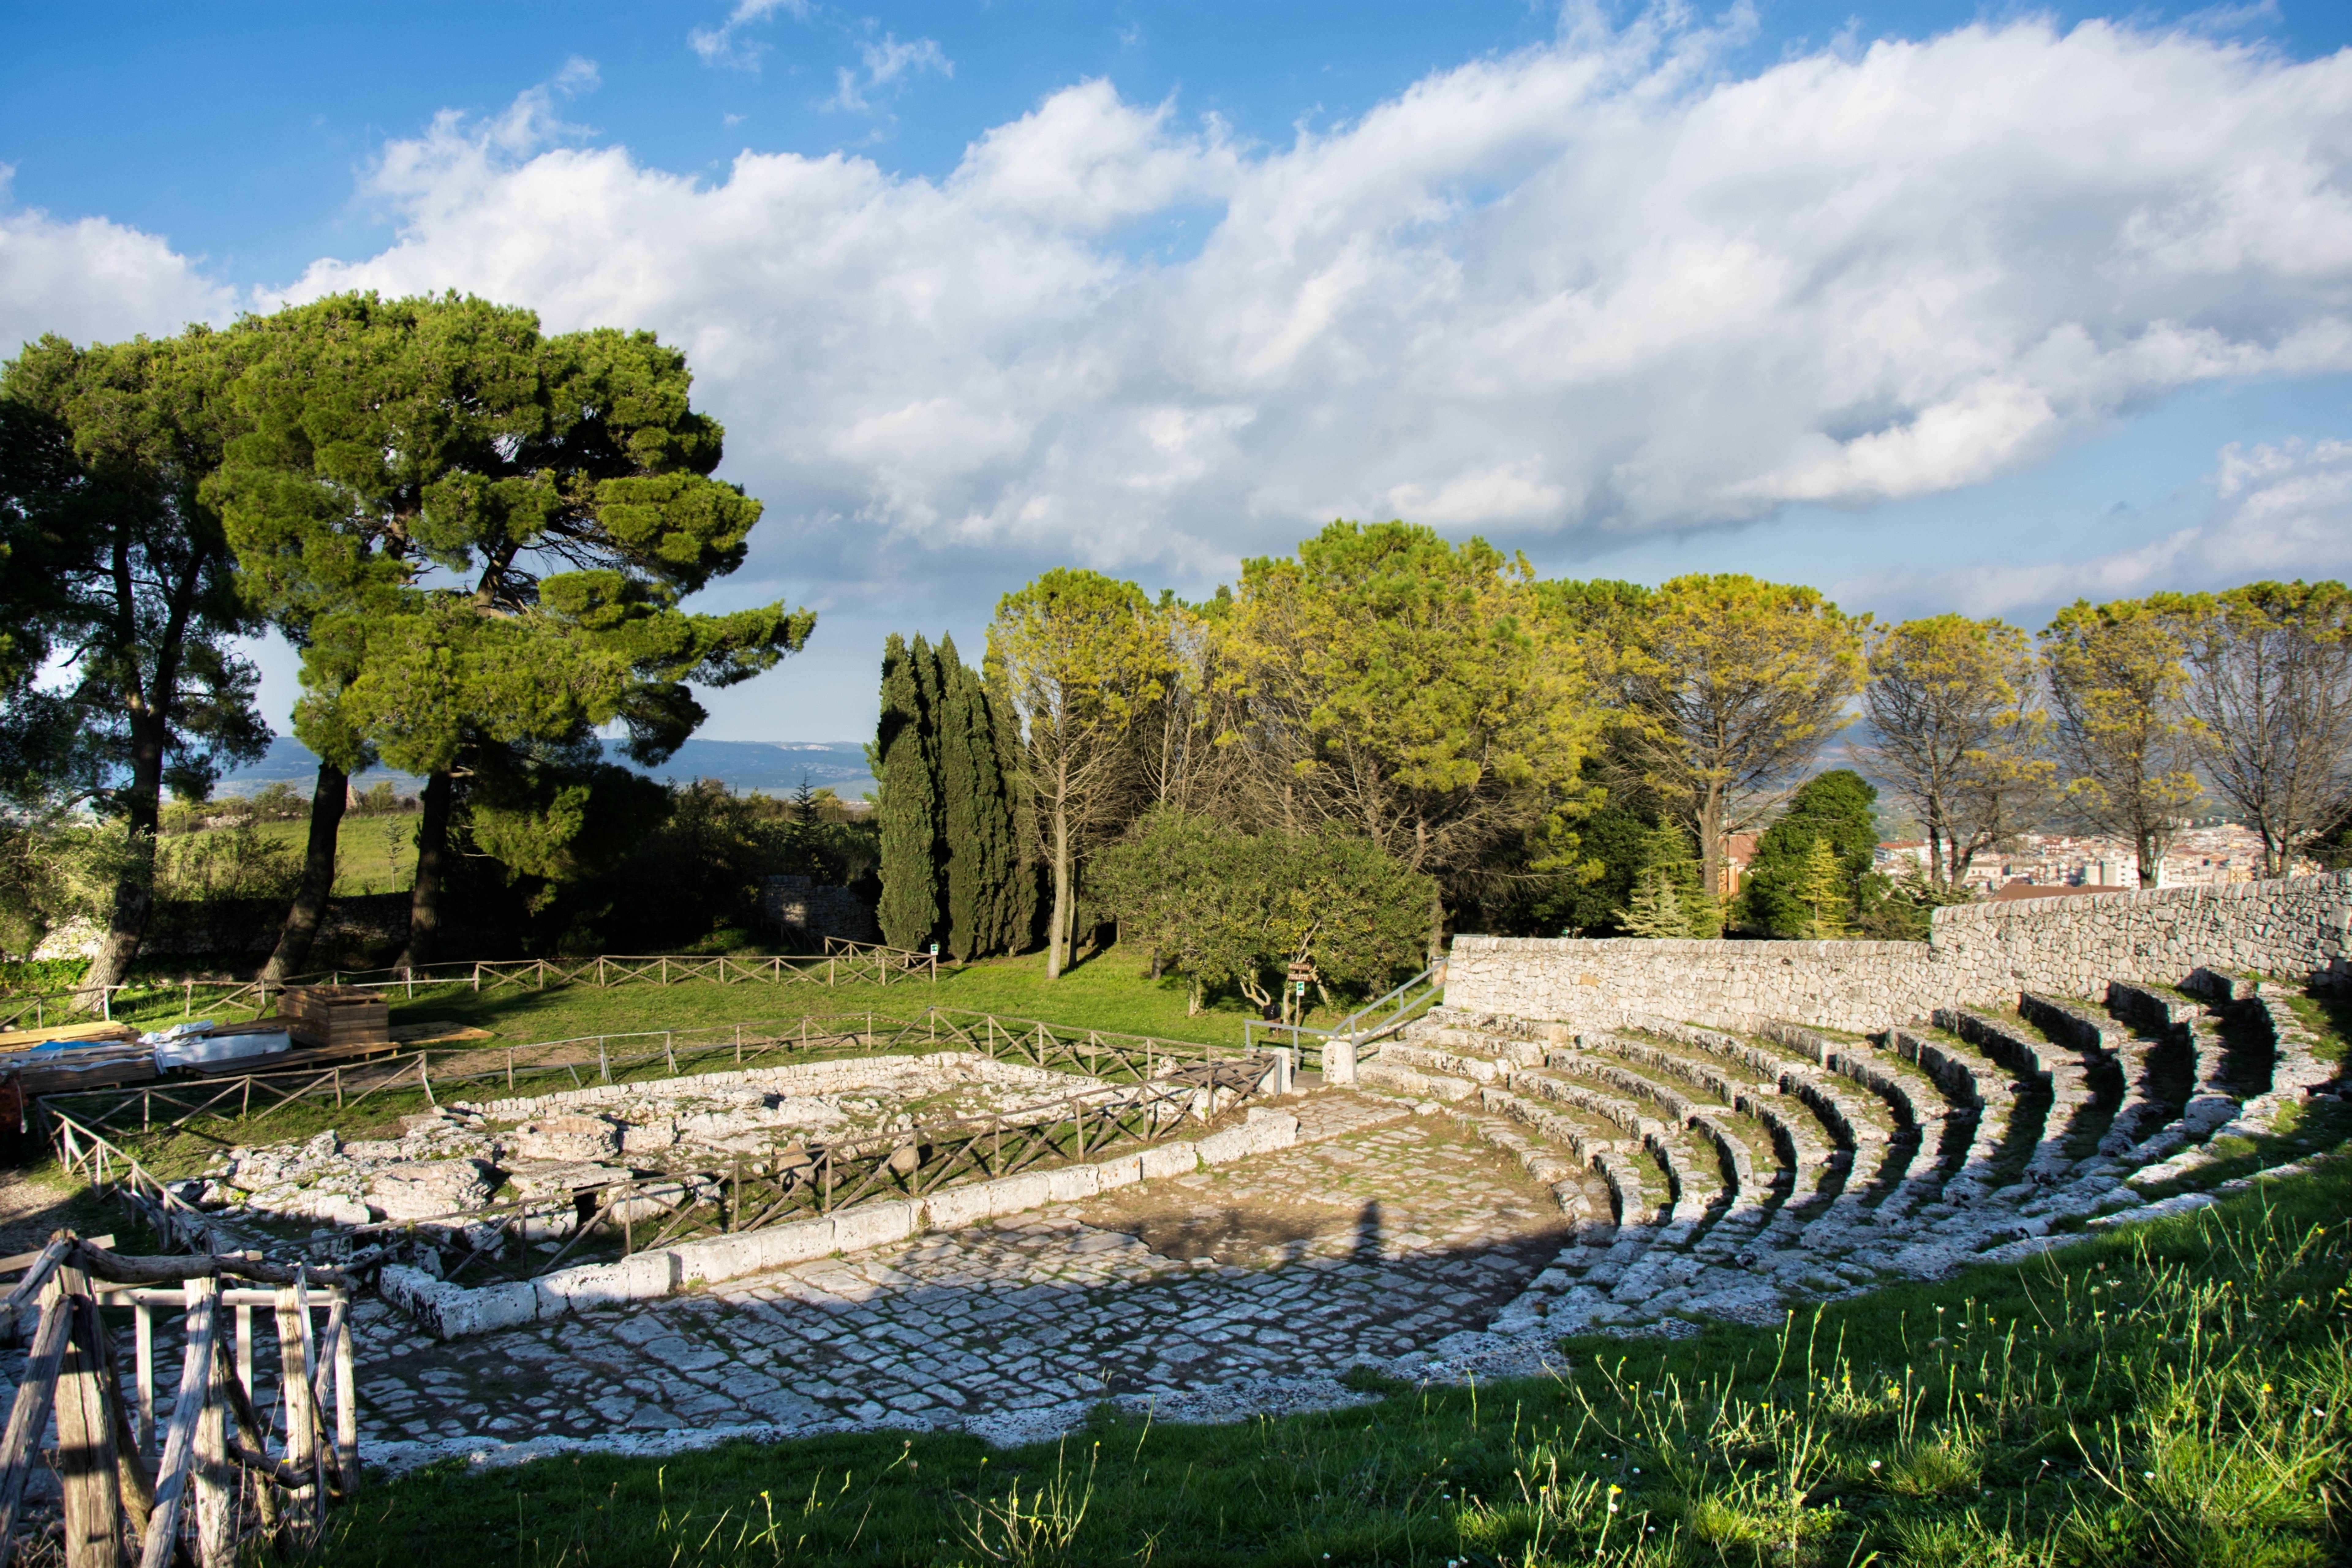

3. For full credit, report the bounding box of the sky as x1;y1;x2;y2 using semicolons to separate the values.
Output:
5;0;2352;743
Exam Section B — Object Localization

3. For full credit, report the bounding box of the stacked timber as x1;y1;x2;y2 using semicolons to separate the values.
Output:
280;987;392;1050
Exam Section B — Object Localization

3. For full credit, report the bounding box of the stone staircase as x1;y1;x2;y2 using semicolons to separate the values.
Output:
1358;975;2345;1339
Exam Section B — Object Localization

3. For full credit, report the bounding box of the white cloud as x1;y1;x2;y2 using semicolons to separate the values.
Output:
825;33;952;114
690;0;810;67
0;168;233;357
1841;436;2352;617
254;15;2352;596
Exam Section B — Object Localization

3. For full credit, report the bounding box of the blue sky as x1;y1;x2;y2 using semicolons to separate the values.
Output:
6;0;2352;741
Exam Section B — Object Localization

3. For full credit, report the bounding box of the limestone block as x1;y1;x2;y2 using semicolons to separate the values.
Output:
672;1217;836;1283
445;1281;542;1337
1046;1165;1100;1203
1199;1112;1301;1165
922;1183;994;1231
378;1267;542;1339
1092;1152;1145;1191
1137;1140;1200;1180
535;1250;679;1315
830;1199;917;1253
366;1157;500;1223
505;1115;621;1162
984;1171;1054;1216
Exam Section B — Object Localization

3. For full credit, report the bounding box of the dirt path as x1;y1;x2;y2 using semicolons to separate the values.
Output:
0;1169;85;1257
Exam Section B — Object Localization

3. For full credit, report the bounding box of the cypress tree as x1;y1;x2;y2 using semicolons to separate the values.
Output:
875;633;940;949
989;667;1043;952
936;636;1019;961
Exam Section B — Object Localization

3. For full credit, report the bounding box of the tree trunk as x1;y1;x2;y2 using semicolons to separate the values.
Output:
2136;826;2162;889
76;710;168;1012
1699;785;1726;899
261;761;349;984
1044;800;1071;980
398;769;454;969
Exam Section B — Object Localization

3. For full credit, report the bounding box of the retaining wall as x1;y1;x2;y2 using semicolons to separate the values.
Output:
1442;871;2352;1035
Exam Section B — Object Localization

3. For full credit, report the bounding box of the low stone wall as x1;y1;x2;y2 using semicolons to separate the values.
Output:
1443;870;2352;1034
381;1106;1304;1339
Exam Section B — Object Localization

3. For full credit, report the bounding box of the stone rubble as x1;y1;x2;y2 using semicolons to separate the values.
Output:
180;1052;1125;1232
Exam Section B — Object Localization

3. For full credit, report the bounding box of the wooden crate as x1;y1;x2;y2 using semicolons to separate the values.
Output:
280;985;392;1049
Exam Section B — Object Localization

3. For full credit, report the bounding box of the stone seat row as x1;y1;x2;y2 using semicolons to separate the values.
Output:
1362;974;2341;1337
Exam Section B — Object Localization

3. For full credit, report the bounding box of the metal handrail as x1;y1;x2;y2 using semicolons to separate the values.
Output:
1243;957;1447;1063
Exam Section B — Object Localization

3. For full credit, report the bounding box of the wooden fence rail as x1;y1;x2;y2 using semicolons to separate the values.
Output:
38;1005;1255;1149
42;1017;1288;1288
0;937;935;1032
0;1236;355;1566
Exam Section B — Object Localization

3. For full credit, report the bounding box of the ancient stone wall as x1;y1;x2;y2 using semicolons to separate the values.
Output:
1443;870;2352;1032
760;875;879;945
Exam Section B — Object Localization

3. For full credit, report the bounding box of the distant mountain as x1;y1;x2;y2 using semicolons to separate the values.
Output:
215;737;875;800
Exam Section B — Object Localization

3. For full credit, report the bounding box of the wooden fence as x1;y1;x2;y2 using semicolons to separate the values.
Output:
36;1006;1258;1148
42;1012;1287;1289
0;1236;356;1566
0;937;933;1033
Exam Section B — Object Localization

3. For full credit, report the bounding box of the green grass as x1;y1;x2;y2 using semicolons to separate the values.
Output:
25;943;1320;1048
358;946;1295;1053
161;813;420;897
315;1156;2352;1567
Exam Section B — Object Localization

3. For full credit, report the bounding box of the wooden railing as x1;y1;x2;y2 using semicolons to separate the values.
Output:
0;1235;357;1564
37;1005;1260;1146
0;938;936;1032
45;1022;1290;1290
407;1054;1285;1287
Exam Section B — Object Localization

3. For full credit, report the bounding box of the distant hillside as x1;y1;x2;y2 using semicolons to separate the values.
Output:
215;737;876;801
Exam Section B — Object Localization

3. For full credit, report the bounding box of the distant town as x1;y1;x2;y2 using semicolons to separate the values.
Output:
1867;820;2308;899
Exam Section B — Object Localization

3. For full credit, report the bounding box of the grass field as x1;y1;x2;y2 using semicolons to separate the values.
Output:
367;946;1316;1052
314;1151;2351;1567
187;813;420;897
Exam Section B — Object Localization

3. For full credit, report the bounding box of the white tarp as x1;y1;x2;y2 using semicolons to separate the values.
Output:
147;1025;291;1072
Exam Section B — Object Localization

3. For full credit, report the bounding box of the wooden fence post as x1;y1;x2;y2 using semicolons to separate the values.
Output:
55;1261;123;1568
133;1304;155;1451
333;1307;358;1494
137;1277;217;1568
192;1316;229;1568
274;1286;319;1537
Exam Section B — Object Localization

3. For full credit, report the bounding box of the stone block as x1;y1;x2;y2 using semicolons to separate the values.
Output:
922;1183;994;1231
1091;1152;1144;1191
535;1250;679;1315
379;1265;539;1339
671;1217;837;1284
445;1280;543;1337
985;1171;1054;1216
1046;1165;1099;1203
1199;1112;1299;1165
830;1199;917;1253
1138;1141;1199;1180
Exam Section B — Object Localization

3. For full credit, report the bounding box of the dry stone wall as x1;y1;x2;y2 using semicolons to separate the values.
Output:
1444;870;2352;1033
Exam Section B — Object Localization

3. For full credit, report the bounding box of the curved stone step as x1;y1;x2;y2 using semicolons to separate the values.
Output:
1934;1008;2100;1180
1358;1056;1477;1102
1624;1016;1892;1160
1571;1032;1807;1221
